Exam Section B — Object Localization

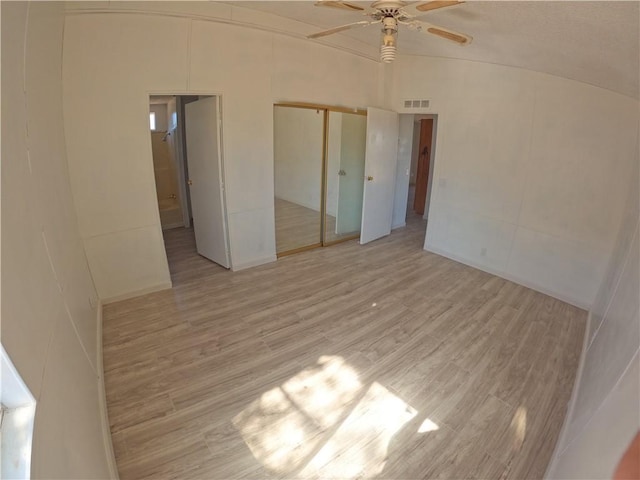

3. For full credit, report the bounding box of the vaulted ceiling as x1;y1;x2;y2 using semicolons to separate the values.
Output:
237;1;640;98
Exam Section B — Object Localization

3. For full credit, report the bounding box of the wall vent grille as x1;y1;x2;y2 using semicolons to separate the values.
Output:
403;99;430;109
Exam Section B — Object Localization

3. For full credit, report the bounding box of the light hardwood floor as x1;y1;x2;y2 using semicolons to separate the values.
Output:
103;215;586;479
275;197;322;253
275;198;357;254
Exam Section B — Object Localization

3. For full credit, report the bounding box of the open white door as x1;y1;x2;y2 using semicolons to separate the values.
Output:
185;96;230;268
360;107;399;244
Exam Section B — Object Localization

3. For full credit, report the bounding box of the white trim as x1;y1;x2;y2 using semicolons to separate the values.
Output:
161;222;185;231
95;302;119;479
391;222;406;230
101;282;172;305
424;243;590;310
232;255;277;272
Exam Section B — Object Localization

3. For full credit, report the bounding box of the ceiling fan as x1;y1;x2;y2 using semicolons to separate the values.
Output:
307;0;472;63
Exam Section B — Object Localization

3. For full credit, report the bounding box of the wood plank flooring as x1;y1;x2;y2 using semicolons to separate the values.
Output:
103;214;586;479
275;197;356;254
275;197;322;253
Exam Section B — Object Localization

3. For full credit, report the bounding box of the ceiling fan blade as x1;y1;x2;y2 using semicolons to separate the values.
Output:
314;1;366;12
427;25;471;44
307;20;376;39
410;20;472;45
415;1;464;13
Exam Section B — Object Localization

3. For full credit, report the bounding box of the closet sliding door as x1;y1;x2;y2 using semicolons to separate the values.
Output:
324;110;367;245
274;104;368;257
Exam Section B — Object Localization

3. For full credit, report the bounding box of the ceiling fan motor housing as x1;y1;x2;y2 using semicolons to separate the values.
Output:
380;16;398;63
309;1;471;63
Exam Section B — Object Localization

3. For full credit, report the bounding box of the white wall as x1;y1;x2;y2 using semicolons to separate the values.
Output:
547;140;639;478
274;107;324;212
391;56;639;308
62;6;381;300
391;114;413;229
1;2;114;477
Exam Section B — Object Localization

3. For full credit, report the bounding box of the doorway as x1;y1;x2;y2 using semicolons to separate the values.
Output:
413;118;433;216
149;94;231;278
406;115;437;222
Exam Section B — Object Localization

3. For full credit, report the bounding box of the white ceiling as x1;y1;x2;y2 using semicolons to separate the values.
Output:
236;1;640;98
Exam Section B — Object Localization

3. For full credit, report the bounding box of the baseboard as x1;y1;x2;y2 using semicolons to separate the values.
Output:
101;282;173;304
231;255;277;271
96;301;119;479
544;311;592;478
391;222;406;230
161;222;184;231
424;243;591;310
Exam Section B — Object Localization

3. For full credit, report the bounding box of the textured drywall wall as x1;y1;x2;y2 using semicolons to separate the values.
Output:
1;1;113;477
547;140;639;479
392;55;638;308
62;7;380;299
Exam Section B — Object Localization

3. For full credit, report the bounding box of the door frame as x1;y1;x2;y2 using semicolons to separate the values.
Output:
414;118;434;216
402;113;438;221
147;91;232;270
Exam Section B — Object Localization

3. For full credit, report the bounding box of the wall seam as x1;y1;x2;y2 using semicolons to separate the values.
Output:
186;19;192;91
58;7;103;372
505;85;537;275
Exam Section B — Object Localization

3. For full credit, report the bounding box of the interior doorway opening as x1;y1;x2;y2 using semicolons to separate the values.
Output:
149;94;231;281
411;118;434;217
396;113;438;248
407;115;437;220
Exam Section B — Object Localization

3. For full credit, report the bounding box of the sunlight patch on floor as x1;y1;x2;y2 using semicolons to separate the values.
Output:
510;406;527;451
418;418;440;433
300;381;417;478
232;356;417;477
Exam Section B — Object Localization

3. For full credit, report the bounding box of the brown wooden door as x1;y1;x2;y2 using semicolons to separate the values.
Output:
414;119;433;215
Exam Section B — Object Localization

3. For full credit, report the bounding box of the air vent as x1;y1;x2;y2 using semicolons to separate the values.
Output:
403;99;430;109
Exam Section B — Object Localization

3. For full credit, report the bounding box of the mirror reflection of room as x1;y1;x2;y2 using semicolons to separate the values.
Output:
325;111;366;244
274;106;324;255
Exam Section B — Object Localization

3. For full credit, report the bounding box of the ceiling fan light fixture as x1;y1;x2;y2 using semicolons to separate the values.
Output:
380;16;398;63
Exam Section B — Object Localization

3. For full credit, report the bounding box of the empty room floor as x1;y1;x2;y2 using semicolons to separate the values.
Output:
102;216;586;479
275;197;324;253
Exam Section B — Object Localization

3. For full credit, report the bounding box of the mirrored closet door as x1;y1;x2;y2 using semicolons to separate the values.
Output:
274;104;367;256
274;105;324;255
324;110;367;245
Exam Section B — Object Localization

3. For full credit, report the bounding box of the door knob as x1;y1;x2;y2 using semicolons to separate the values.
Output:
188;179;193;186
366;176;374;181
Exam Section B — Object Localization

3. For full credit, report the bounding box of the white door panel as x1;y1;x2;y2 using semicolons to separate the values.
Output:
360;107;399;244
185;97;230;268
